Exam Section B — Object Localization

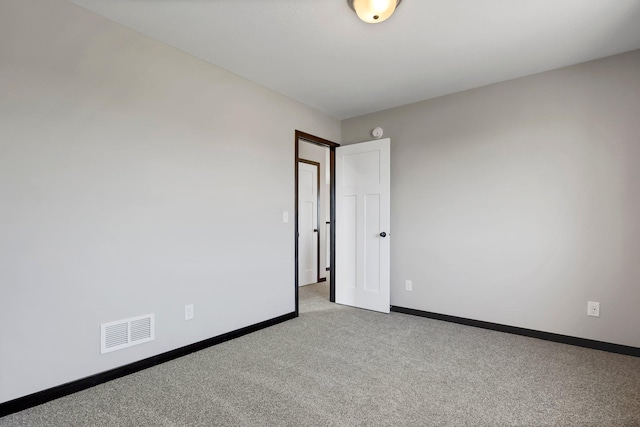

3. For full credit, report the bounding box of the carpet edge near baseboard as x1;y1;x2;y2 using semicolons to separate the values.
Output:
0;311;296;418
390;306;639;358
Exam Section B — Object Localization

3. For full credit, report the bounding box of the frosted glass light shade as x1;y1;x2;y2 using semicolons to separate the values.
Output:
351;0;399;23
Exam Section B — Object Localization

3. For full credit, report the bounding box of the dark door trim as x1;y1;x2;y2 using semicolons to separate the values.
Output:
295;130;339;316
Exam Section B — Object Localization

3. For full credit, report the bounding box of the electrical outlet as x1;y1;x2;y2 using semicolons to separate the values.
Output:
405;280;412;291
587;301;600;317
185;304;194;320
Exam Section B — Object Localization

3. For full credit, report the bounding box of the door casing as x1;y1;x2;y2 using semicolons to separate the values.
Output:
294;130;339;316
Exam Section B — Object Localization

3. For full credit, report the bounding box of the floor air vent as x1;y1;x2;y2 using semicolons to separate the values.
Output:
101;313;155;354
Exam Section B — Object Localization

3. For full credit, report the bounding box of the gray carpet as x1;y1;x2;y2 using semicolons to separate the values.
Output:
2;283;639;426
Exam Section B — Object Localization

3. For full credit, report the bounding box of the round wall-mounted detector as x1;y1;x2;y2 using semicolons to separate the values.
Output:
372;127;383;139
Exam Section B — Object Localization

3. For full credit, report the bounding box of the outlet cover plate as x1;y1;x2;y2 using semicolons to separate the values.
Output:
587;301;600;317
185;304;194;320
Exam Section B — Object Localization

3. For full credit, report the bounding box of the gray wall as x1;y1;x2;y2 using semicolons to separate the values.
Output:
0;0;339;403
342;50;640;348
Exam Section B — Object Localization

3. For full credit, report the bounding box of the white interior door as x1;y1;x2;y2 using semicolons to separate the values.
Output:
298;161;319;286
335;138;390;313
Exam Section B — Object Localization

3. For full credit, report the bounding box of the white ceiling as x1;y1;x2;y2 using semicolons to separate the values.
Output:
67;0;640;120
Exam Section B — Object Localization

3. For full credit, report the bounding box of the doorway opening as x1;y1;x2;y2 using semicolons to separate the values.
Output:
295;130;339;316
298;158;321;286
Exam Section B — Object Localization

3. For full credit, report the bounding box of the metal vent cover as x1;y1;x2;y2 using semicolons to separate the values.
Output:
101;313;154;354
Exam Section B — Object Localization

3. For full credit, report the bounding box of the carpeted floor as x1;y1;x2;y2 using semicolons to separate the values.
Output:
2;282;639;426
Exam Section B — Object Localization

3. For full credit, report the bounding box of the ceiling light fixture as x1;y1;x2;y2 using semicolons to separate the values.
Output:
347;0;402;24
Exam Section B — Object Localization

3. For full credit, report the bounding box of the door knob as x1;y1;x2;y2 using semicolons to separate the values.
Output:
314;229;318;232
379;232;387;238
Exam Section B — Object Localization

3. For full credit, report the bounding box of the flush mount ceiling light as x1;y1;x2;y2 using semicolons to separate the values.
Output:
347;0;402;24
